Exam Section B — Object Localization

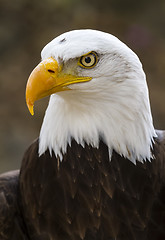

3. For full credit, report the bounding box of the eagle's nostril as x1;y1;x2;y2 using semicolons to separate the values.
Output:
48;69;55;73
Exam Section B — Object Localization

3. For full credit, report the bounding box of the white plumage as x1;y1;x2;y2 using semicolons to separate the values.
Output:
39;29;156;163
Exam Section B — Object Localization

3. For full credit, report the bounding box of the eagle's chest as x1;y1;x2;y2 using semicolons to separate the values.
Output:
20;140;158;240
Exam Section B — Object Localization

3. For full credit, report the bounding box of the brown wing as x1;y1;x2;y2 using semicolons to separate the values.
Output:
0;170;29;240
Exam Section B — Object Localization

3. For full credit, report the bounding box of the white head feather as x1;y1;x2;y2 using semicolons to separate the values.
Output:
39;29;156;164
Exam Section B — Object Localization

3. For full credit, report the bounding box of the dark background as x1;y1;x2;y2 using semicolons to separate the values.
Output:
0;0;165;173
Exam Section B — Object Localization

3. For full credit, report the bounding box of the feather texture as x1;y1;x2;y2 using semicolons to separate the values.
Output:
18;130;165;240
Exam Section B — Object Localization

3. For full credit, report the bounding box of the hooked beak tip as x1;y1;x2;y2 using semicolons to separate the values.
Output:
27;100;34;116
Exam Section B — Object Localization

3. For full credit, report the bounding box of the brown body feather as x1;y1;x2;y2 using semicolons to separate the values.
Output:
0;170;29;239
0;130;165;239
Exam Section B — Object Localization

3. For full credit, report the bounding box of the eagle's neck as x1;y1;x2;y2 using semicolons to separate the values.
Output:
39;85;156;164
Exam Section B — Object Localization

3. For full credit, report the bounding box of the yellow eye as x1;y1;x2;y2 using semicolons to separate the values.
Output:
78;52;98;68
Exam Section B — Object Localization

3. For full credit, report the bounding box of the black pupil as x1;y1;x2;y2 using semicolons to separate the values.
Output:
85;56;92;64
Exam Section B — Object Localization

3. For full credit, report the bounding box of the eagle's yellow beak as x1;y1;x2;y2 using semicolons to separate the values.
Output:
26;58;92;115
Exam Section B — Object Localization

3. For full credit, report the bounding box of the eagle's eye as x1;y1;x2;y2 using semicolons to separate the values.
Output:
78;52;98;68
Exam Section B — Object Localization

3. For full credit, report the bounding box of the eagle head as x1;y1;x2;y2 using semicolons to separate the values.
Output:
26;29;156;164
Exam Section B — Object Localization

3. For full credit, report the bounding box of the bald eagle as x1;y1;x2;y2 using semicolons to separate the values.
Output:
0;29;165;240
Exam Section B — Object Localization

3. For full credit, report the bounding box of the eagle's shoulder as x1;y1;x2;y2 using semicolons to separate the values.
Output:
0;170;28;240
155;130;165;151
153;130;165;180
